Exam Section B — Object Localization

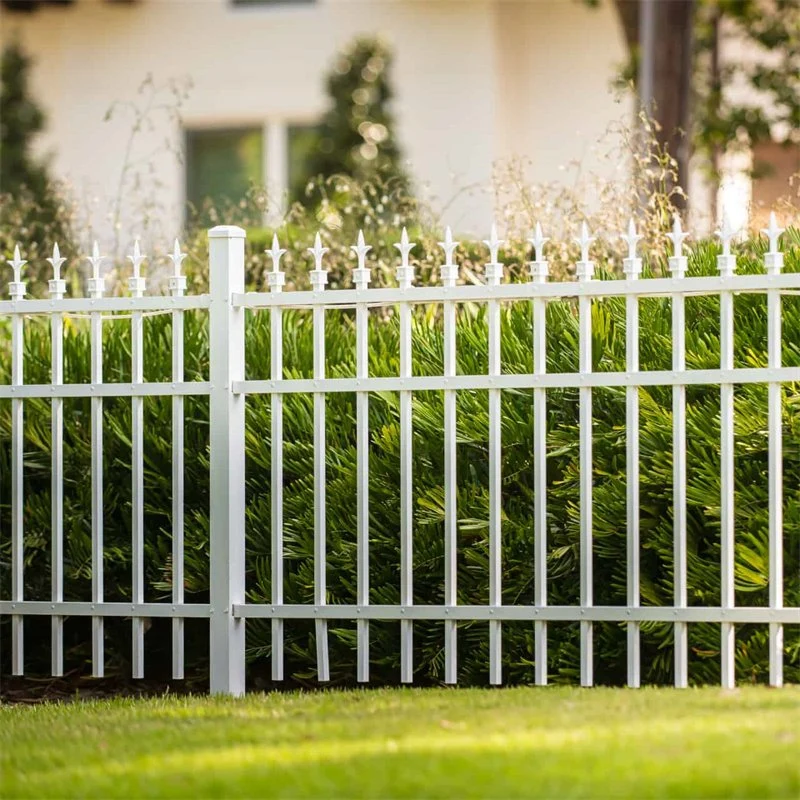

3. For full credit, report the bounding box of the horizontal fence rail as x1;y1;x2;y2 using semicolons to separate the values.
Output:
1;214;799;694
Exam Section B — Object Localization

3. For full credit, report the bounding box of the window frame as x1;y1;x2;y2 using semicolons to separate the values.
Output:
182;116;322;224
229;0;316;11
183;124;265;221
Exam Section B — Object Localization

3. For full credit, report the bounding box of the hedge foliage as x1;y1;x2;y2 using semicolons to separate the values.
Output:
1;234;799;686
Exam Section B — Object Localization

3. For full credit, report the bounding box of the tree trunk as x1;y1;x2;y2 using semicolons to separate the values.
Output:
613;0;695;203
709;9;721;223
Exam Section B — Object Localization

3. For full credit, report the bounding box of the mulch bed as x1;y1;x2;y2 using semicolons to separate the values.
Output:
0;671;206;705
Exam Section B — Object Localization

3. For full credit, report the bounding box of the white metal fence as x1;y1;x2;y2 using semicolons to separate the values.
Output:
1;216;798;695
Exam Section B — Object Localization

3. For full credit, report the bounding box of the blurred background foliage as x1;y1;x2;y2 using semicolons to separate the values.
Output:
597;0;799;210
2;21;799;297
0;41;78;295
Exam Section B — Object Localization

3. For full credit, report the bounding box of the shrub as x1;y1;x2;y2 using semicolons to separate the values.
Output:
1;232;799;686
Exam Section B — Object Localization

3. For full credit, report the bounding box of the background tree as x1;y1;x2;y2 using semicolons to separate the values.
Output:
0;41;51;199
602;0;799;213
693;1;799;216
0;40;76;295
611;0;695;203
301;36;407;199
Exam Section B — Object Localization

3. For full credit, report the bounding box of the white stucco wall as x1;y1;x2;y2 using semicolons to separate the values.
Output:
1;0;628;248
495;1;629;176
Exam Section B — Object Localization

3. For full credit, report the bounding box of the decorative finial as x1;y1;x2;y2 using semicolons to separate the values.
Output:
716;213;736;257
762;211;783;255
126;238;146;295
395;227;416;289
716;212;737;277
394;227;415;267
529;222;548;263
266;233;287;272
47;242;67;281
666;214;689;258
9;245;26;284
621;218;642;261
483;223;503;264
575;221;594;263
439;226;459;266
308;232;329;271
127;238;146;279
167;239;188;296
86;240;106;280
351;229;372;289
350;229;372;270
167;238;187;277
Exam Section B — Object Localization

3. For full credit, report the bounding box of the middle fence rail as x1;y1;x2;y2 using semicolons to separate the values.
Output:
1;216;798;694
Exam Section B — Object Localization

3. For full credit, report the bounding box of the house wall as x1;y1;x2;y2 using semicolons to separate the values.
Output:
1;0;628;251
494;1;629;178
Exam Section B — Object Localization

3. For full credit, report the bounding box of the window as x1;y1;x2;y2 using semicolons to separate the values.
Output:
184;121;322;219
288;123;323;204
231;0;314;6
185;127;263;213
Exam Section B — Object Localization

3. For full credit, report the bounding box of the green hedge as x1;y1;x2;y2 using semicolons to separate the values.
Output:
1;236;799;686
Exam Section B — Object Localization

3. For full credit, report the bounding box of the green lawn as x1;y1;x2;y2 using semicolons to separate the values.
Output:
2;686;798;799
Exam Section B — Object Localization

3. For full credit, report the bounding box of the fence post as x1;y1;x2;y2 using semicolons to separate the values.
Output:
208;224;247;696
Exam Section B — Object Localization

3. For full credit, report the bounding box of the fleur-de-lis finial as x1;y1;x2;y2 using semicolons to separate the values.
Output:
7;245;27;299
351;229;372;270
529;222;548;263
167;238;188;296
47;242;67;281
716;212;736;257
484;223;503;264
395;227;416;290
9;245;27;284
167;238;187;277
762;211;783;255
394;227;415;267
127;238;146;278
575;221;594;263
86;240;106;280
439;226;459;266
308;232;329;271
621;218;642;261
266;233;287;272
667;214;689;258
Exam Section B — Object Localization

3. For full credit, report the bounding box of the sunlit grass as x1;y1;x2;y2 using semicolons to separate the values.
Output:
1;686;798;798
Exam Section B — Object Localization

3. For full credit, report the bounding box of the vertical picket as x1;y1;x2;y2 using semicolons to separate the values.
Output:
763;213;784;688
352;231;372;683
485;225;504;685
440;227;459;685
717;216;736;689
129;241;146;679
168;240;188;680
622;220;642;688
208;225;247;696
9;247;26;676
530;225;549;686
86;242;106;677
395;228;416;683
309;233;331;682
576;223;595;687
48;244;67;677
668;216;689;688
266;235;286;682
